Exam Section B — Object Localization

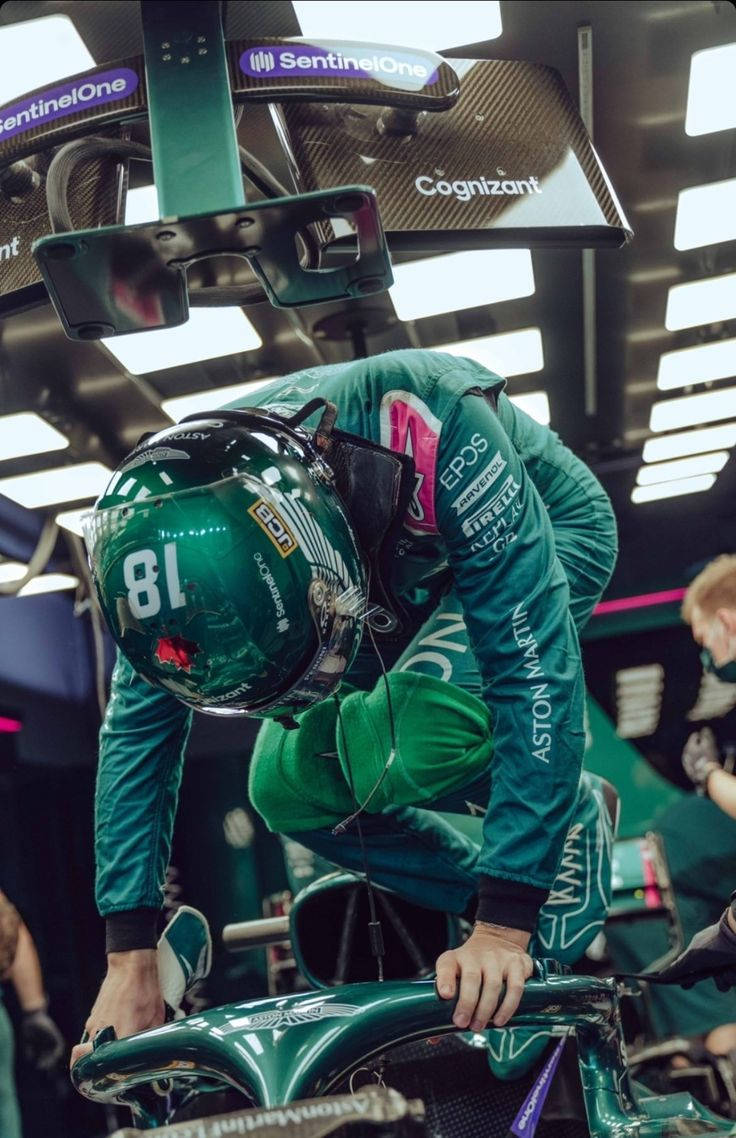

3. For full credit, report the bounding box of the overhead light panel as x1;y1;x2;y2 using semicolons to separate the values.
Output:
292;1;502;49
657;337;736;391
615;664;664;739
20;574;78;596
162;377;278;422
665;272;736;331
0;462;112;509
688;671;736;721
0;563;78;595
643;423;736;463
508;391;550;426
685;43;736;136
0;14;95;105
0;413;69;461
674;179;736;250
124;184;160;225
616;664;664;686
102;308;262;375
631;473;716;503
650;387;736;432
55;508;88;537
433;328;544;378
389;250;534;322
636;451;728;485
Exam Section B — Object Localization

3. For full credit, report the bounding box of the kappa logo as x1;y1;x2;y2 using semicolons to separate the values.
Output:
248;498;298;558
220;1002;362;1033
451;451;507;515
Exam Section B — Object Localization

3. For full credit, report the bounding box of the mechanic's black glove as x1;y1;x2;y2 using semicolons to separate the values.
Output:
682;727;722;794
637;907;736;991
20;1008;65;1070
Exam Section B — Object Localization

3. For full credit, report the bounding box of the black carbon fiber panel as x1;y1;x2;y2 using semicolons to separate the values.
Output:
0;127;125;296
224;3;305;40
0;40;455;169
0;47;630;298
334;1035;590;1138
279;59;631;245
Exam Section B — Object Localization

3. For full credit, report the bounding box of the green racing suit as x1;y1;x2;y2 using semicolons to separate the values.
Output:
96;349;617;951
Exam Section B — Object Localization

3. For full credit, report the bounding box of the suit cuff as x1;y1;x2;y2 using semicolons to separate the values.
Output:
475;874;548;932
105;908;160;953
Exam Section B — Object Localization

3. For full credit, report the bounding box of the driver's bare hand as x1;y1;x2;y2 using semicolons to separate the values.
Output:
70;949;165;1069
435;922;533;1032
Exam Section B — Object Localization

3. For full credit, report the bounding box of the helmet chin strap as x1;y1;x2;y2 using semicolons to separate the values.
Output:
281;397;338;452
331;564;398;842
330;568;403;983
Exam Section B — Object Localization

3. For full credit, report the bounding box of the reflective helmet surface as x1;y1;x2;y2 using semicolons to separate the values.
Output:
83;411;367;719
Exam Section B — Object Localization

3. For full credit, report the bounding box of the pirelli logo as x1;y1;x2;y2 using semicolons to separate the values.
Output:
248;498;297;558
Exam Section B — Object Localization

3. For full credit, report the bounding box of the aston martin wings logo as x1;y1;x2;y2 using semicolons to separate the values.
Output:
221;1003;362;1033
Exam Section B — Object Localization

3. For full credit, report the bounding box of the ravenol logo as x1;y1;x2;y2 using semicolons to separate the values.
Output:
240;43;439;86
248;49;276;73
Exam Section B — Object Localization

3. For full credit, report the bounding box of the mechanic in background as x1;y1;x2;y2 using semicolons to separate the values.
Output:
645;555;736;992
0;888;65;1138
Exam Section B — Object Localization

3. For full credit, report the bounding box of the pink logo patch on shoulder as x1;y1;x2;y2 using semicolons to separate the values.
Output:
380;391;443;535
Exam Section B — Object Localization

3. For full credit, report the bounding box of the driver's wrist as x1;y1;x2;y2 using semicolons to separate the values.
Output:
107;948;157;972
473;921;531;950
475;873;546;933
105;908;160;953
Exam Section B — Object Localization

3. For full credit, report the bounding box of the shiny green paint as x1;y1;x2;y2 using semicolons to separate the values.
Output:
88;416;366;716
141;2;244;217
34;185;393;339
72;971;736;1136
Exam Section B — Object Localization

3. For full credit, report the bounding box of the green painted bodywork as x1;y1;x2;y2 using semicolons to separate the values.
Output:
141;2;244;218
72;972;736;1136
33;2;394;335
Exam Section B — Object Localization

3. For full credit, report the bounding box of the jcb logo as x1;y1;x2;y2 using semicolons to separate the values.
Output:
248;499;297;558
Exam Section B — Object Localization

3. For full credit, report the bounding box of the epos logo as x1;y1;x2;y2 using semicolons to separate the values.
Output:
248;49;276;72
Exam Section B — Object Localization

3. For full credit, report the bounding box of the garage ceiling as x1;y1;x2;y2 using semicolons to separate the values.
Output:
0;0;735;603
